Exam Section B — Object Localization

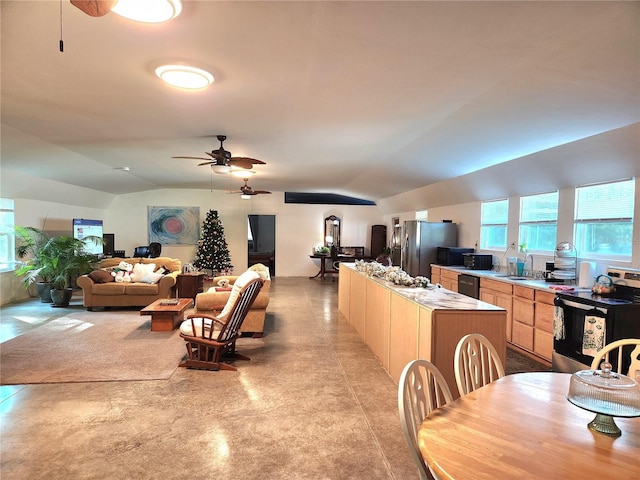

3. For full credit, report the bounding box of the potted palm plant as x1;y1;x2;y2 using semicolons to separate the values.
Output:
15;227;102;306
14;226;54;302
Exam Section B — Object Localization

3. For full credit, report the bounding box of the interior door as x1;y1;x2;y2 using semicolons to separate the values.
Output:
248;215;276;276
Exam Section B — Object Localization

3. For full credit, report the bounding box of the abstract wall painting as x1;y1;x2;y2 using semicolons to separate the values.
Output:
148;206;200;245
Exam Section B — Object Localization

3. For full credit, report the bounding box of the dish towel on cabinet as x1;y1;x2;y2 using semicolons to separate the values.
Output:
582;314;606;357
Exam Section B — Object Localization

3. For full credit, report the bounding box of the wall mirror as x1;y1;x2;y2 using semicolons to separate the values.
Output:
324;215;341;248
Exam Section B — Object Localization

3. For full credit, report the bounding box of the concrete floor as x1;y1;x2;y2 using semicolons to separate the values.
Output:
1;277;420;479
1;276;548;479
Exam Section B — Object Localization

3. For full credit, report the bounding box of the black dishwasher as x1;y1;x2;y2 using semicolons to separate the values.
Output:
458;274;480;299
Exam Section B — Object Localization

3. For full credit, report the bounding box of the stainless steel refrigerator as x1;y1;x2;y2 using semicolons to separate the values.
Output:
401;221;458;278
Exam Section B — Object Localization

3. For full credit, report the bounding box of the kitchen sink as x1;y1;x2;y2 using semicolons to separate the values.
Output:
492;274;529;280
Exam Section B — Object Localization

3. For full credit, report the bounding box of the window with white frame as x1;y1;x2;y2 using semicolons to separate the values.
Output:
0;198;16;273
480;199;508;250
519;191;558;252
574;178;635;260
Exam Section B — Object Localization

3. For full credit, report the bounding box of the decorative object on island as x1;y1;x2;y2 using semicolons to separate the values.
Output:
193;209;233;277
14;226;102;306
354;260;430;288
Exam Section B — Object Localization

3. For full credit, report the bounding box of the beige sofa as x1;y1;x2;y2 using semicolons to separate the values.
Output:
194;263;271;336
76;257;181;311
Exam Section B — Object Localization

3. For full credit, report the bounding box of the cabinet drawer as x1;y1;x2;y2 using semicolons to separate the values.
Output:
535;302;554;333
513;285;535;300
512;297;534;326
512;321;534;351
480;278;512;295
535;289;556;305
534;329;553;361
441;270;459;281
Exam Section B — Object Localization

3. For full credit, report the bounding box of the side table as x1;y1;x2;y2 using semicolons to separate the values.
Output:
176;273;205;302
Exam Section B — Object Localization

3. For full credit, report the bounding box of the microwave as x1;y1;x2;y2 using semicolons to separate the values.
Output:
463;253;493;270
436;247;475;266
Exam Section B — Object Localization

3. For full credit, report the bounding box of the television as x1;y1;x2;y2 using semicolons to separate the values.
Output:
72;218;104;256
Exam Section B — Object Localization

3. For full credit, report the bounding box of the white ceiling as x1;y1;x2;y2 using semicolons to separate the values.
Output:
1;1;638;202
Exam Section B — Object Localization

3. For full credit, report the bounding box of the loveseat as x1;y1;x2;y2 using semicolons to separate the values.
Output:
194;263;271;336
76;257;181;311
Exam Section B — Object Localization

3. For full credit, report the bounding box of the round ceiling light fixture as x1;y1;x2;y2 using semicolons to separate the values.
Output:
211;164;231;174
111;0;182;23
231;169;255;178
155;65;214;90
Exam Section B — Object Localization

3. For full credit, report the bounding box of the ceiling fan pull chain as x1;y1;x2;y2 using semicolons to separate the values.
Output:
59;0;64;52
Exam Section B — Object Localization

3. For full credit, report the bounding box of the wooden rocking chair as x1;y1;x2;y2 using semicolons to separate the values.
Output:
179;276;264;371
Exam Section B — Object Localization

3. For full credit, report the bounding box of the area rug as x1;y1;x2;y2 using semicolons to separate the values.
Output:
0;311;186;385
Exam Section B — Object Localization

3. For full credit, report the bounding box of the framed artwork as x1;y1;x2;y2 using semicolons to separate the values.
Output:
148;206;200;245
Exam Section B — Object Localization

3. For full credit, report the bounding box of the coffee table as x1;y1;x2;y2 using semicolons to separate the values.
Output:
140;298;193;332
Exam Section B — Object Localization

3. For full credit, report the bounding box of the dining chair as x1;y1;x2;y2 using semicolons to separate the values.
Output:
398;359;453;480
454;333;505;397
590;338;640;378
179;276;264;371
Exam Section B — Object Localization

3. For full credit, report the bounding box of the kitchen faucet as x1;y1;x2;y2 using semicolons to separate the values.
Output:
524;253;534;277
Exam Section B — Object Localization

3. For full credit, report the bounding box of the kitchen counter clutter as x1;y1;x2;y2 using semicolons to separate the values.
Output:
338;263;506;398
432;265;563;364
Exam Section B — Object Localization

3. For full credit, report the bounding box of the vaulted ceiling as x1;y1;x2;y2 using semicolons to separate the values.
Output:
2;1;638;202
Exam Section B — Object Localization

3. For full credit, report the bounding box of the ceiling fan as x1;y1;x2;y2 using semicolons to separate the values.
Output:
230;178;272;199
173;135;266;174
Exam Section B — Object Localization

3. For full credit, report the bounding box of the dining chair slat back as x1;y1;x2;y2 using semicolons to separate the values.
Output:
454;333;505;397
590;338;640;379
398;359;453;480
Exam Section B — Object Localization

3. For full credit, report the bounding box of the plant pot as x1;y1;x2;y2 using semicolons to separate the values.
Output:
50;288;73;307
36;282;53;303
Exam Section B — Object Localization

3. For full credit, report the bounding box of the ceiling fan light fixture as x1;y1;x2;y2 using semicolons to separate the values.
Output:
211;164;231;174
111;0;182;23
241;194;252;200
155;65;213;89
231;169;254;178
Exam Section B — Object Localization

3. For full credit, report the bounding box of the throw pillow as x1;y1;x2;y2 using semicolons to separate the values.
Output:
140;272;164;284
88;270;114;283
155;266;169;275
218;269;260;320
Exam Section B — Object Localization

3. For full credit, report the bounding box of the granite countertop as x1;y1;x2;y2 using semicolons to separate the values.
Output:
343;263;504;312
436;265;592;294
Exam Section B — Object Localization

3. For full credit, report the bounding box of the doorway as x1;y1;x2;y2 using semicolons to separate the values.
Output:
248;214;276;276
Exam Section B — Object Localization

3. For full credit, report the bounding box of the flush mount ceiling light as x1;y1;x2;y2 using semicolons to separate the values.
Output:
111;0;182;23
155;65;214;89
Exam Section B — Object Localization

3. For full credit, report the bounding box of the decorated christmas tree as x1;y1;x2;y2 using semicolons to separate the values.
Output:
193;210;233;276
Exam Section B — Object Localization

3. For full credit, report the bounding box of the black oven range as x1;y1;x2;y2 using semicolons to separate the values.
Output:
552;266;640;374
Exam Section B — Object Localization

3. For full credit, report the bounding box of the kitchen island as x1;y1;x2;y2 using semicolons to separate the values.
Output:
338;263;506;397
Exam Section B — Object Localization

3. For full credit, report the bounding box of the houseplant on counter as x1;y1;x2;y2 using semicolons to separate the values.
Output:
15;227;102;306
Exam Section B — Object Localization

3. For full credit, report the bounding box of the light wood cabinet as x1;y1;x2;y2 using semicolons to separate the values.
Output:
533;290;555;361
440;269;459;292
480;278;513;342
431;265;441;286
512;285;535;352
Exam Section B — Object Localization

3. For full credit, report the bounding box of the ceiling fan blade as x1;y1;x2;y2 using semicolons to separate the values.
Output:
229;157;265;167
70;0;116;17
254;191;272;195
172;156;210;161
206;152;228;161
197;161;215;166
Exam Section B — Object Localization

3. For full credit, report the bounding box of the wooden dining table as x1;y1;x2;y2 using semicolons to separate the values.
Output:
418;372;639;479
